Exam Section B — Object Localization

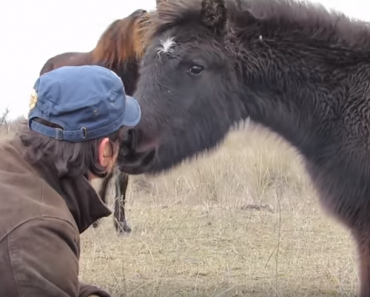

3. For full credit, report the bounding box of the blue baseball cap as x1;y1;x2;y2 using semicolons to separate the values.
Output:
28;65;141;142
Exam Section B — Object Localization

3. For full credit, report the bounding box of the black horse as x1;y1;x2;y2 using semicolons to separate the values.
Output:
118;0;370;295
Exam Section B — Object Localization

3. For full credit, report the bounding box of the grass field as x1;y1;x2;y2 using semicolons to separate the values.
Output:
1;121;360;296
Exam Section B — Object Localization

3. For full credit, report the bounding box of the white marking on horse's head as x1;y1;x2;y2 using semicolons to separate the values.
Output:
157;37;176;57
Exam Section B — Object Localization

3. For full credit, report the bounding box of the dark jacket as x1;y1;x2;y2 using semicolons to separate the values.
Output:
0;136;112;297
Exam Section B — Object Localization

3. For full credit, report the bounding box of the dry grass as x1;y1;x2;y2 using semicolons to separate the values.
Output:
1;121;359;296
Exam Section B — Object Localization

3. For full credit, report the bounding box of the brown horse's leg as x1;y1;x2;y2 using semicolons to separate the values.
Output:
92;170;114;229
352;228;370;297
113;170;131;235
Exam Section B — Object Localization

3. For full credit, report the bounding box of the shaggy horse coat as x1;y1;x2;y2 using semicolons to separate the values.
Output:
117;0;370;295
39;8;149;235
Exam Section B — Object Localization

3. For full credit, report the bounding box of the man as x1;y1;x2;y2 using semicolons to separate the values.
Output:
0;65;141;296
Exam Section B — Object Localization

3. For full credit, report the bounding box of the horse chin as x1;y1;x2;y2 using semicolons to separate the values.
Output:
117;149;157;175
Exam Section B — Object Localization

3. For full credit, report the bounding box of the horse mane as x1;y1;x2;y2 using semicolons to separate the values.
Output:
145;0;370;51
91;13;150;67
39;60;55;75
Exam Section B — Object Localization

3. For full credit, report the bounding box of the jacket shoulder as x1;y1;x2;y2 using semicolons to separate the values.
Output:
0;216;80;296
0;140;77;242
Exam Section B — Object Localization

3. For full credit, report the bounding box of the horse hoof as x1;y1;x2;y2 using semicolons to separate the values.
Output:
123;224;132;233
92;220;100;229
115;221;132;234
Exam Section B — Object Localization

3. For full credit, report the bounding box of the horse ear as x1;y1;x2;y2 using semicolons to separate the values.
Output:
200;0;227;33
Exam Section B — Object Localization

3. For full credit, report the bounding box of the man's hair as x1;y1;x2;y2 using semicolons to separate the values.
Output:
16;118;125;178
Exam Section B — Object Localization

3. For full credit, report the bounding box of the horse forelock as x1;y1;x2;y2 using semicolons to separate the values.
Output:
145;0;201;42
92;14;148;67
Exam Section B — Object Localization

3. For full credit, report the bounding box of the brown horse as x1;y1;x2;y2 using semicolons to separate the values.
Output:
39;8;149;235
118;0;370;295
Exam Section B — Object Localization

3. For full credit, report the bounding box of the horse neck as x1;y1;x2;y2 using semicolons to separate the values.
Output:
113;60;140;96
95;58;140;96
234;23;370;160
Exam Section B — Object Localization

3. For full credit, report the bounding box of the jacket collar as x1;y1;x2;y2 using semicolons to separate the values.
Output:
10;137;112;234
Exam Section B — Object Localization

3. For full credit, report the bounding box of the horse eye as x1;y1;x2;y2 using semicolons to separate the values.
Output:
189;65;204;75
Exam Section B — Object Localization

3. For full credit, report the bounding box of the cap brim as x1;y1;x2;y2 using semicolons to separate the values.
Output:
121;96;141;127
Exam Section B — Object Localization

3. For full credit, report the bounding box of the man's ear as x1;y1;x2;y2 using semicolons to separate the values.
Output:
98;137;111;167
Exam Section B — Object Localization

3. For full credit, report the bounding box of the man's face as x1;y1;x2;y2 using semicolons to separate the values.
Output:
88;127;133;180
105;139;120;174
